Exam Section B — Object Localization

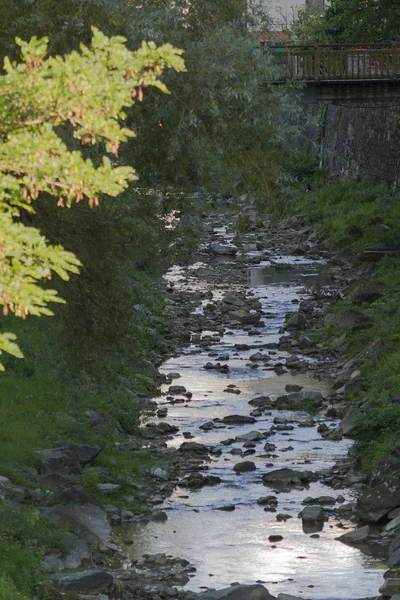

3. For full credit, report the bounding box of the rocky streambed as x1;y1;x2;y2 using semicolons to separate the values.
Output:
113;213;388;600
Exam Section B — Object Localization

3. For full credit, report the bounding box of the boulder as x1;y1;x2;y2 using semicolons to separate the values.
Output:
179;442;209;454
42;503;112;547
337;525;371;546
226;309;260;325
168;385;187;395
236;431;265;442
197;584;276;600
356;471;400;523
233;461;256;473
336;310;373;332
285;313;306;330
221;415;256;425
37;443;100;475
300;506;326;522
210;242;238;256
379;578;400;597
50;570;113;593
262;468;315;489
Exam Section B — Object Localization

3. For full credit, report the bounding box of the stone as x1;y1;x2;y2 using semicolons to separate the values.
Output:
286;313;306;330
302;496;336;505
96;483;120;494
277;595;303;600
215;505;236;512
356;471;400;523
262;468;315;488
286;391;324;408
268;535;283;542
234;461;256;473
50;570;113;593
37;443;100;475
168;385;187;395
337;525;370;546
249;396;272;409
196;584;276;600
151;467;169;480
336;309;373;332
179;442;209;454
210;242;238;256
226;309;260;325
42;503;112;547
300;506;326;522
379;579;400;596
62;532;91;569
236;431;265;442
151;511;168;522
221;415;256;425
285;384;303;393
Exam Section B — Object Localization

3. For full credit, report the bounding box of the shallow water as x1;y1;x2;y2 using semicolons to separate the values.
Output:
120;249;385;599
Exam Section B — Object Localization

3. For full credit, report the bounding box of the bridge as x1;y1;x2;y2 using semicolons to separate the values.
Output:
266;44;400;104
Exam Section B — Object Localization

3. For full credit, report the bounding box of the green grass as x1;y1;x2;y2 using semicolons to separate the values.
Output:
287;177;400;473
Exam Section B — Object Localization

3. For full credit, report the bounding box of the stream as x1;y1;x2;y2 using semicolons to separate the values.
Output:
120;221;386;599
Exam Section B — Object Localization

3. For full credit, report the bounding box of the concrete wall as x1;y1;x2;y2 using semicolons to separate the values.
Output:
321;104;400;190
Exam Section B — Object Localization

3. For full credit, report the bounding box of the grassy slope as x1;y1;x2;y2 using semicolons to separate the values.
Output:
290;178;400;471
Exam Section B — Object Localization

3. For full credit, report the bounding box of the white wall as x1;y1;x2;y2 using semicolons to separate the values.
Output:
266;0;306;29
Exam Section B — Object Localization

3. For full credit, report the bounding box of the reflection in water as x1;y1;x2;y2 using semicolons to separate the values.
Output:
119;255;385;599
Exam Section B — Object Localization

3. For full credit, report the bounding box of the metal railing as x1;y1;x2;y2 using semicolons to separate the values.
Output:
266;44;400;82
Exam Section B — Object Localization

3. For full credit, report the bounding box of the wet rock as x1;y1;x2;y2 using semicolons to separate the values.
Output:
215;505;236;512
179;442;209;454
277;595;303;600
210;242;238;256
249;396;272;409
169;385;187;395
50;570;113;593
151;511;168;522
302;495;336;505
226;309;260;325
268;535;283;542
300;506;326;522
196;584;276;600
236;431;265;442
235;344;250;351
221;415;256;425
178;474;221;489
263;443;277;451
380;578;400;596
234;461;256;473
285;313;306;330
276;514;292;522
337;525;371;546
257;496;277;506
262;468;315;489
285;384;303;393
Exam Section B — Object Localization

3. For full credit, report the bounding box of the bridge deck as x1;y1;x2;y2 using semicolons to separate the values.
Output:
267;44;400;83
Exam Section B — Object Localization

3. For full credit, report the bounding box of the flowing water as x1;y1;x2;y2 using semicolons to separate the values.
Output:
120;235;385;599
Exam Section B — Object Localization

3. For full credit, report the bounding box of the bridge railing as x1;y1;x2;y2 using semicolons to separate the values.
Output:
266;44;400;82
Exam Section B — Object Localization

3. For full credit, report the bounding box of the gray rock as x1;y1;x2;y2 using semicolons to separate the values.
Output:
336;309;373;331
37;443;100;475
262;468;315;488
96;483;120;494
50;570;113;593
179;442;209;454
197;584;275;600
356;471;400;523
226;309;260;325
43;503;112;547
300;506;326;522
62;532;90;569
234;461;256;473
168;385;187;395
337;525;371;546
286;313;306;330
277;595;303;600
286;391;324;408
379;578;400;596
151;467;169;480
210;242;238;256
221;415;256;425
236;431;265;442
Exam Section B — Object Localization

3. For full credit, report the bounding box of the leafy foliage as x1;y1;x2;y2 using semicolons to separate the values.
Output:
294;0;400;44
0;27;184;367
